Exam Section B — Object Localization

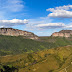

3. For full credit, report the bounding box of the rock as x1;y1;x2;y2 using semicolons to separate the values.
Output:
52;30;72;37
0;28;39;40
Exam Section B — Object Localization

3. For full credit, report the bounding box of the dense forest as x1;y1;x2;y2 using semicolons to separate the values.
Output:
0;35;72;56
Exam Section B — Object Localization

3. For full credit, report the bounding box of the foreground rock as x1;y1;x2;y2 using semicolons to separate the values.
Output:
52;30;72;37
0;28;39;40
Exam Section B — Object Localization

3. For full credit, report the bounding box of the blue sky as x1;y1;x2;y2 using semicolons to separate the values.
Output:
0;0;72;36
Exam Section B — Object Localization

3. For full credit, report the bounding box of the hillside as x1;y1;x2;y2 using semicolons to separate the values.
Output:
40;36;72;45
0;35;72;56
0;35;56;56
0;45;72;72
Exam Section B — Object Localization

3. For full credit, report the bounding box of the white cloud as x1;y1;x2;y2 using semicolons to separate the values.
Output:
36;23;65;29
0;19;28;27
25;17;72;30
46;5;72;18
25;16;72;30
35;22;72;29
64;24;72;28
25;17;53;31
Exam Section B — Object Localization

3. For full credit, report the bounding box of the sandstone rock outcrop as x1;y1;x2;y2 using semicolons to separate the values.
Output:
0;28;39;40
52;30;72;37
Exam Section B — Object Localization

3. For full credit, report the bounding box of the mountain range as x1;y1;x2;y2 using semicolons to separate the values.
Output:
0;28;72;38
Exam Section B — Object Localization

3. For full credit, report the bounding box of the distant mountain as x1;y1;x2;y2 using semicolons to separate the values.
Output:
52;30;72;37
0;28;39;40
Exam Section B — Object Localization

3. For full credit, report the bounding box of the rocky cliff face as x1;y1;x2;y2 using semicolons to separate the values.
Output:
52;30;72;37
0;28;39;40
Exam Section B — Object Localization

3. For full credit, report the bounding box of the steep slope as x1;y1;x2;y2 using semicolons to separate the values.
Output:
0;28;39;40
0;46;72;72
52;30;72;37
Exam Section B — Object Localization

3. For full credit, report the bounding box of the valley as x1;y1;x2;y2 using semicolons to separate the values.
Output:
0;0;72;72
0;28;72;72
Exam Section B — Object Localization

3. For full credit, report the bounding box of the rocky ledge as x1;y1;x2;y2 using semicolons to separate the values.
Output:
0;28;39;40
52;30;72;37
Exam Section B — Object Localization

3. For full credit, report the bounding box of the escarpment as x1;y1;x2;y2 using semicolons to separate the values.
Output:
52;30;72;37
0;28;39;40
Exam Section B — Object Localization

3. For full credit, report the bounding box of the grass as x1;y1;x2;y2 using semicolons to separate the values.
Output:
0;45;72;72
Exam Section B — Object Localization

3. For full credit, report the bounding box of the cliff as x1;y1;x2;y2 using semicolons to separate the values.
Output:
0;28;39;40
52;30;72;37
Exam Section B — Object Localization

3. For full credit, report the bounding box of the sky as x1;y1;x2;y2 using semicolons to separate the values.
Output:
0;0;72;36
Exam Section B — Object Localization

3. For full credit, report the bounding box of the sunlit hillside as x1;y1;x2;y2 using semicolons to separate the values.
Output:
0;45;72;72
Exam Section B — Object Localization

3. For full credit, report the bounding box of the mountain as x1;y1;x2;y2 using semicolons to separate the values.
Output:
52;30;72;37
0;28;39;40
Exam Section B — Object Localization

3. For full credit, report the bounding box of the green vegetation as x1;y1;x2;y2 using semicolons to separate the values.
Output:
0;35;57;56
40;36;72;46
0;46;72;72
0;35;72;56
0;35;72;72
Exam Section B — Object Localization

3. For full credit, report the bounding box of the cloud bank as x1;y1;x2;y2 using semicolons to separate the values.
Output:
36;23;65;29
26;19;72;30
0;19;28;27
46;5;72;18
36;23;72;29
